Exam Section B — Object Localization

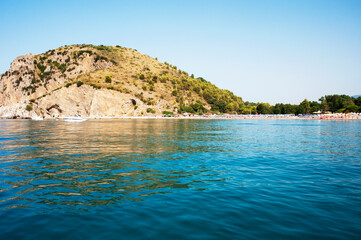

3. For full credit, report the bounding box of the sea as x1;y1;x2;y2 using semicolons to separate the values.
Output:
0;119;360;239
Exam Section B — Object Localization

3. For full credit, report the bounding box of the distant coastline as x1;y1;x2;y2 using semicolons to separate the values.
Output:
1;113;360;121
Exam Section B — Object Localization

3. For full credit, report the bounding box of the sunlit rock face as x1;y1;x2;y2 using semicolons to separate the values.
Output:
0;44;239;118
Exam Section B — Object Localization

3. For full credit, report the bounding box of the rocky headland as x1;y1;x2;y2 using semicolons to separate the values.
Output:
0;44;243;119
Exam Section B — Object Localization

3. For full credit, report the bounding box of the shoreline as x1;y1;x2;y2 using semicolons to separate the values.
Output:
1;113;360;121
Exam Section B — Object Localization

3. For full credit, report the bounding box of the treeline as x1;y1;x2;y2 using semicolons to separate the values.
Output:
254;95;361;115
176;75;360;115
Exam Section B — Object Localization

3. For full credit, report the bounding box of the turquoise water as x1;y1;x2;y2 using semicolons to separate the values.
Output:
0;119;360;239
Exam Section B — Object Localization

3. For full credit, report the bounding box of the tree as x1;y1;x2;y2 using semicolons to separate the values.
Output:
352;96;361;107
272;103;283;114
190;101;205;113
283;104;296;114
323;95;354;112
310;101;320;113
257;103;272;114
180;105;195;113
299;99;310;114
345;105;359;113
225;103;235;113
225;102;239;113
321;99;329;112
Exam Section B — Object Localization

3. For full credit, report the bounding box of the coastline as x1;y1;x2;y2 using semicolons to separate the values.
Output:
1;113;360;121
102;114;361;121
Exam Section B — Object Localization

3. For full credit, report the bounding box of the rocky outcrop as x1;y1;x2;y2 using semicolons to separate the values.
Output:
0;54;35;106
0;44;232;119
0;46;119;118
33;84;168;118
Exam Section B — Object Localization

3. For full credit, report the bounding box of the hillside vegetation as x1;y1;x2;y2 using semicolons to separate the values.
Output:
2;44;357;118
0;44;245;117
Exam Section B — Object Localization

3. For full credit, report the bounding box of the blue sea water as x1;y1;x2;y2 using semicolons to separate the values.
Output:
0;119;360;239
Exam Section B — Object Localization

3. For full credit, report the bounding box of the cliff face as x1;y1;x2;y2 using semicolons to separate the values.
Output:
0;45;118;118
0;44;243;118
0;54;35;106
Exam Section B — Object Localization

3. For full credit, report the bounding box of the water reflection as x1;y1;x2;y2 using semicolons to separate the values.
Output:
1;119;361;239
2;119;360;212
0;119;227;210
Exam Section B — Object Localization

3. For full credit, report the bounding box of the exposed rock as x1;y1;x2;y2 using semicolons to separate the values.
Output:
0;54;35;106
0;44;242;119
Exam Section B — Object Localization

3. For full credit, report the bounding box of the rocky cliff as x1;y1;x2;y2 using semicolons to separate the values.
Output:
0;44;243;118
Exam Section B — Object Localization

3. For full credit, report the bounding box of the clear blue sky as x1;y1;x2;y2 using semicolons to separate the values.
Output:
0;0;360;104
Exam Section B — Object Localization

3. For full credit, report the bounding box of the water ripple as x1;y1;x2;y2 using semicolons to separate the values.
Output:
0;119;361;239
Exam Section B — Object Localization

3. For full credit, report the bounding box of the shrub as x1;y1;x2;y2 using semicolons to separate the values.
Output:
37;63;46;72
15;77;22;86
139;74;145;80
90;84;101;89
147;108;155;113
94;45;109;51
134;106;138;110
142;86;147;91
77;50;93;57
52;61;67;72
94;54;108;62
76;81;83;87
162;111;173;115
181;105;195;113
65;83;72;88
94;55;100;62
172;89;178;96
25;105;33;111
105;76;112;83
193;86;201;94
